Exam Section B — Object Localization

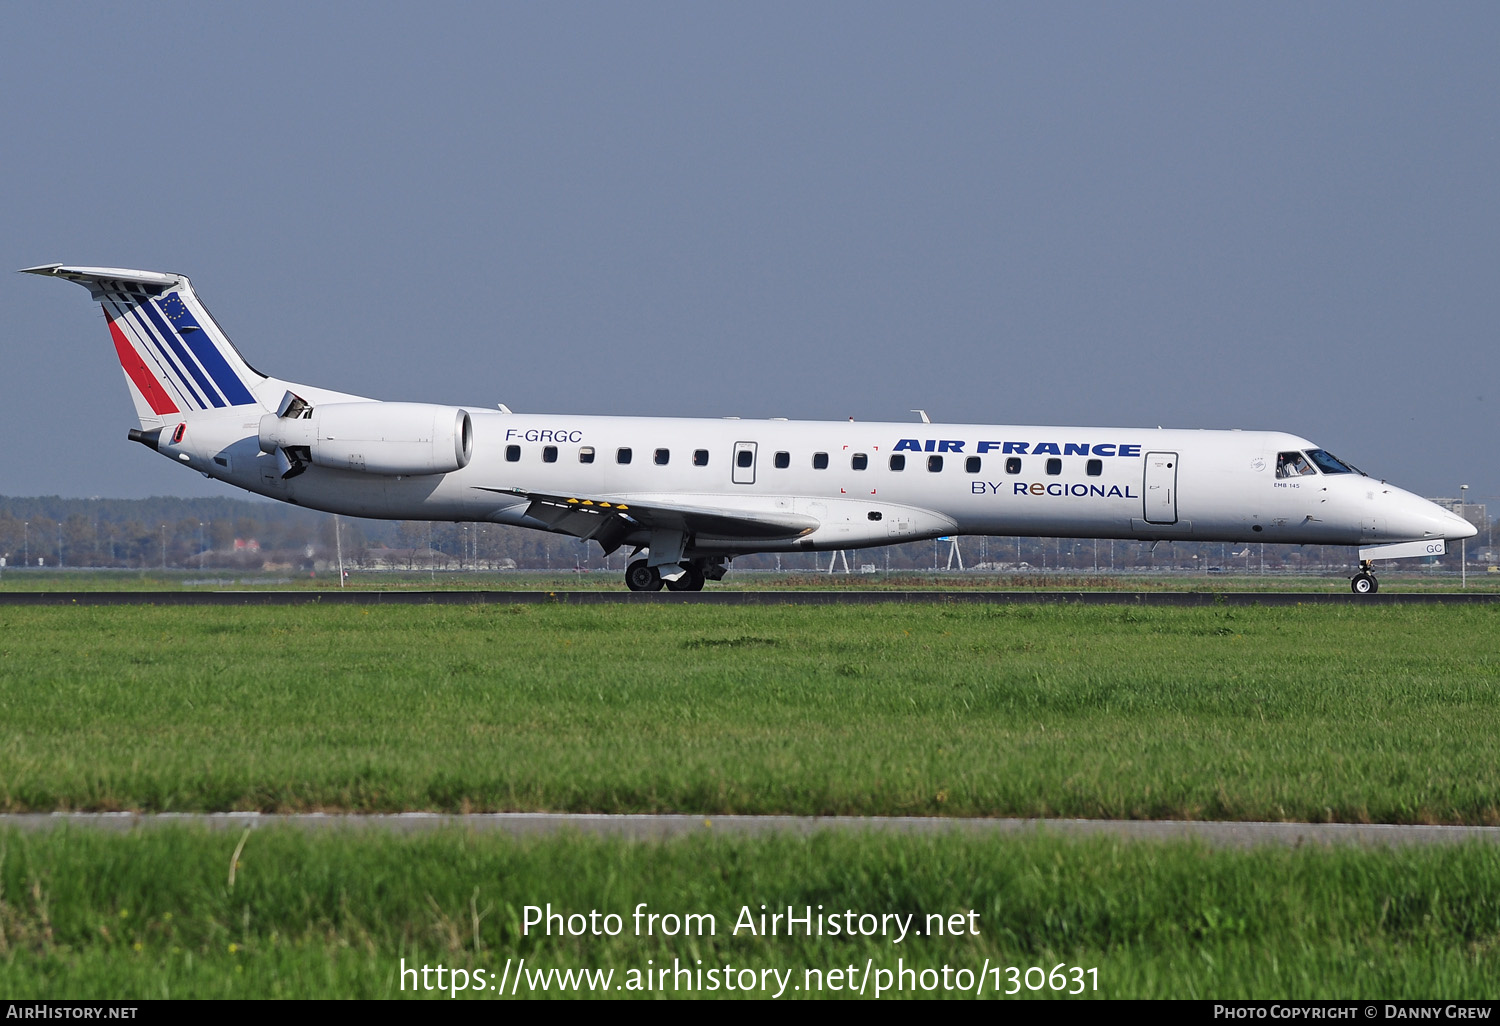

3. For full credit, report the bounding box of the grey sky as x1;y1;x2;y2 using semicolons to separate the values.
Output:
3;2;1496;505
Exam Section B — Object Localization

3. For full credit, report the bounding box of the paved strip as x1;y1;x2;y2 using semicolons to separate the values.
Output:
5;813;1499;848
2;590;1497;606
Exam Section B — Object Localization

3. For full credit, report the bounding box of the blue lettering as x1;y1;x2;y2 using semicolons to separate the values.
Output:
977;441;1003;454
937;439;964;453
1003;442;1029;455
971;481;985;494
1063;443;1089;456
1125;486;1137;498
1046;483;1063;496
894;438;922;452
924;439;936;452
1014;483;1029;495
1033;442;1061;455
506;428;519;440
1120;444;1142;458
1090;485;1106;497
1107;485;1124;498
1092;444;1115;457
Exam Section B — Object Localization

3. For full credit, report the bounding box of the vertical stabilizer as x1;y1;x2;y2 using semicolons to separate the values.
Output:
21;264;268;426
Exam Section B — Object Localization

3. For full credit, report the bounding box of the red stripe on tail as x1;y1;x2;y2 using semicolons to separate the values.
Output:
105;308;179;415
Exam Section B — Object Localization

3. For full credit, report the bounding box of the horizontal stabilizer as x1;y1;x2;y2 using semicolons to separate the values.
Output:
21;264;181;300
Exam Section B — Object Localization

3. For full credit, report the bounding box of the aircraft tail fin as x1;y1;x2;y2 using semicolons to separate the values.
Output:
21;264;268;425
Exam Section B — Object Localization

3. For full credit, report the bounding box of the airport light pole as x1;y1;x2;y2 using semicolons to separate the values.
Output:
23;522;28;568
1460;485;1469;589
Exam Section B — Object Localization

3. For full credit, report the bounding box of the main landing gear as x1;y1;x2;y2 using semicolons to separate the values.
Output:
1350;560;1379;595
624;559;714;592
625;559;663;591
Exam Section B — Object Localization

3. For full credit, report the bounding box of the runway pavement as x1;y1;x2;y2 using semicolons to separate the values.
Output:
5;813;1499;848
2;589;1498;606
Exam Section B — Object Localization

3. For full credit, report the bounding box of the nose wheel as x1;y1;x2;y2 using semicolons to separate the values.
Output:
1350;561;1378;595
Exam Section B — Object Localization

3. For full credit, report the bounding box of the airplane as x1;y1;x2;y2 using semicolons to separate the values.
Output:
22;263;1477;594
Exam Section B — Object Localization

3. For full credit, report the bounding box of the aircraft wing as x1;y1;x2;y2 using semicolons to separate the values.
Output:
477;486;818;554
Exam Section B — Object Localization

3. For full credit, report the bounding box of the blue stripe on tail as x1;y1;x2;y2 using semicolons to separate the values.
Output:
136;299;225;408
160;293;256;405
119;303;211;410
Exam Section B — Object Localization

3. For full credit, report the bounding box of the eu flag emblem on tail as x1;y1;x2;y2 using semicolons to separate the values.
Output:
159;292;202;333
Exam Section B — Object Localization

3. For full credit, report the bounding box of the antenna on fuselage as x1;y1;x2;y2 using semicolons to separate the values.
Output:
910;409;931;424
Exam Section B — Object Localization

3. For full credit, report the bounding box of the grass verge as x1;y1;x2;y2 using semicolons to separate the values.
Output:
2;827;1497;999
1;604;1497;821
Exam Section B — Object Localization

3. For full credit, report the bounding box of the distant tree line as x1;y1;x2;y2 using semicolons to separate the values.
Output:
0;495;1492;573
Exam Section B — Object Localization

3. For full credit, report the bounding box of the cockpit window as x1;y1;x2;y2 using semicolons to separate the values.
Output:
1305;449;1361;475
1275;451;1316;478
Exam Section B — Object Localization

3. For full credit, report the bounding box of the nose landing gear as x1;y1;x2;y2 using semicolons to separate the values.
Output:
1350;560;1379;595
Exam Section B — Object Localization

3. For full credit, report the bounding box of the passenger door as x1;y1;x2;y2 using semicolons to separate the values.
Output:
1143;452;1178;525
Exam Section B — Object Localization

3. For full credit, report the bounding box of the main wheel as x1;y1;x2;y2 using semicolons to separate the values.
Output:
664;563;706;592
1350;572;1378;595
625;559;663;592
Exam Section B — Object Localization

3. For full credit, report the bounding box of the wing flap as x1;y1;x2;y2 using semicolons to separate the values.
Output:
477;486;818;551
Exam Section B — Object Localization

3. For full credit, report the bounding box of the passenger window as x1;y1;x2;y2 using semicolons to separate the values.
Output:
655;448;670;466
965;456;981;474
617;447;632;465
889;454;906;471
852;453;868;471
1086;459;1102;477
736;450;752;468
928;455;944;472
1046;458;1062;476
694;449;709;467
1005;457;1021;475
542;445;557;463
506;445;520;463
1275;451;1315;479
774;451;790;469
813;452;829;470
579;446;595;464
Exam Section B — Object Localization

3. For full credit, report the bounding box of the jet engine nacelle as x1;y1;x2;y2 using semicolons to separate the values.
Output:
258;402;473;476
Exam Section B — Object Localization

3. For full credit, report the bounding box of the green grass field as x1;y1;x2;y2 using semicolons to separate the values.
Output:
2;603;1498;822
3;827;1499;999
5;602;1498;999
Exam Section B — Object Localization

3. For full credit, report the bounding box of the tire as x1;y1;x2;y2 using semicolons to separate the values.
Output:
625;559;663;592
665;563;706;592
1350;572;1377;595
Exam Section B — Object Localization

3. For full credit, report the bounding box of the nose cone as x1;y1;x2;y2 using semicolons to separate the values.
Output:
1446;510;1479;540
1387;491;1478;541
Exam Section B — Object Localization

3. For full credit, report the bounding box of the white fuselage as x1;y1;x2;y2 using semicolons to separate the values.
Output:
162;407;1469;558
